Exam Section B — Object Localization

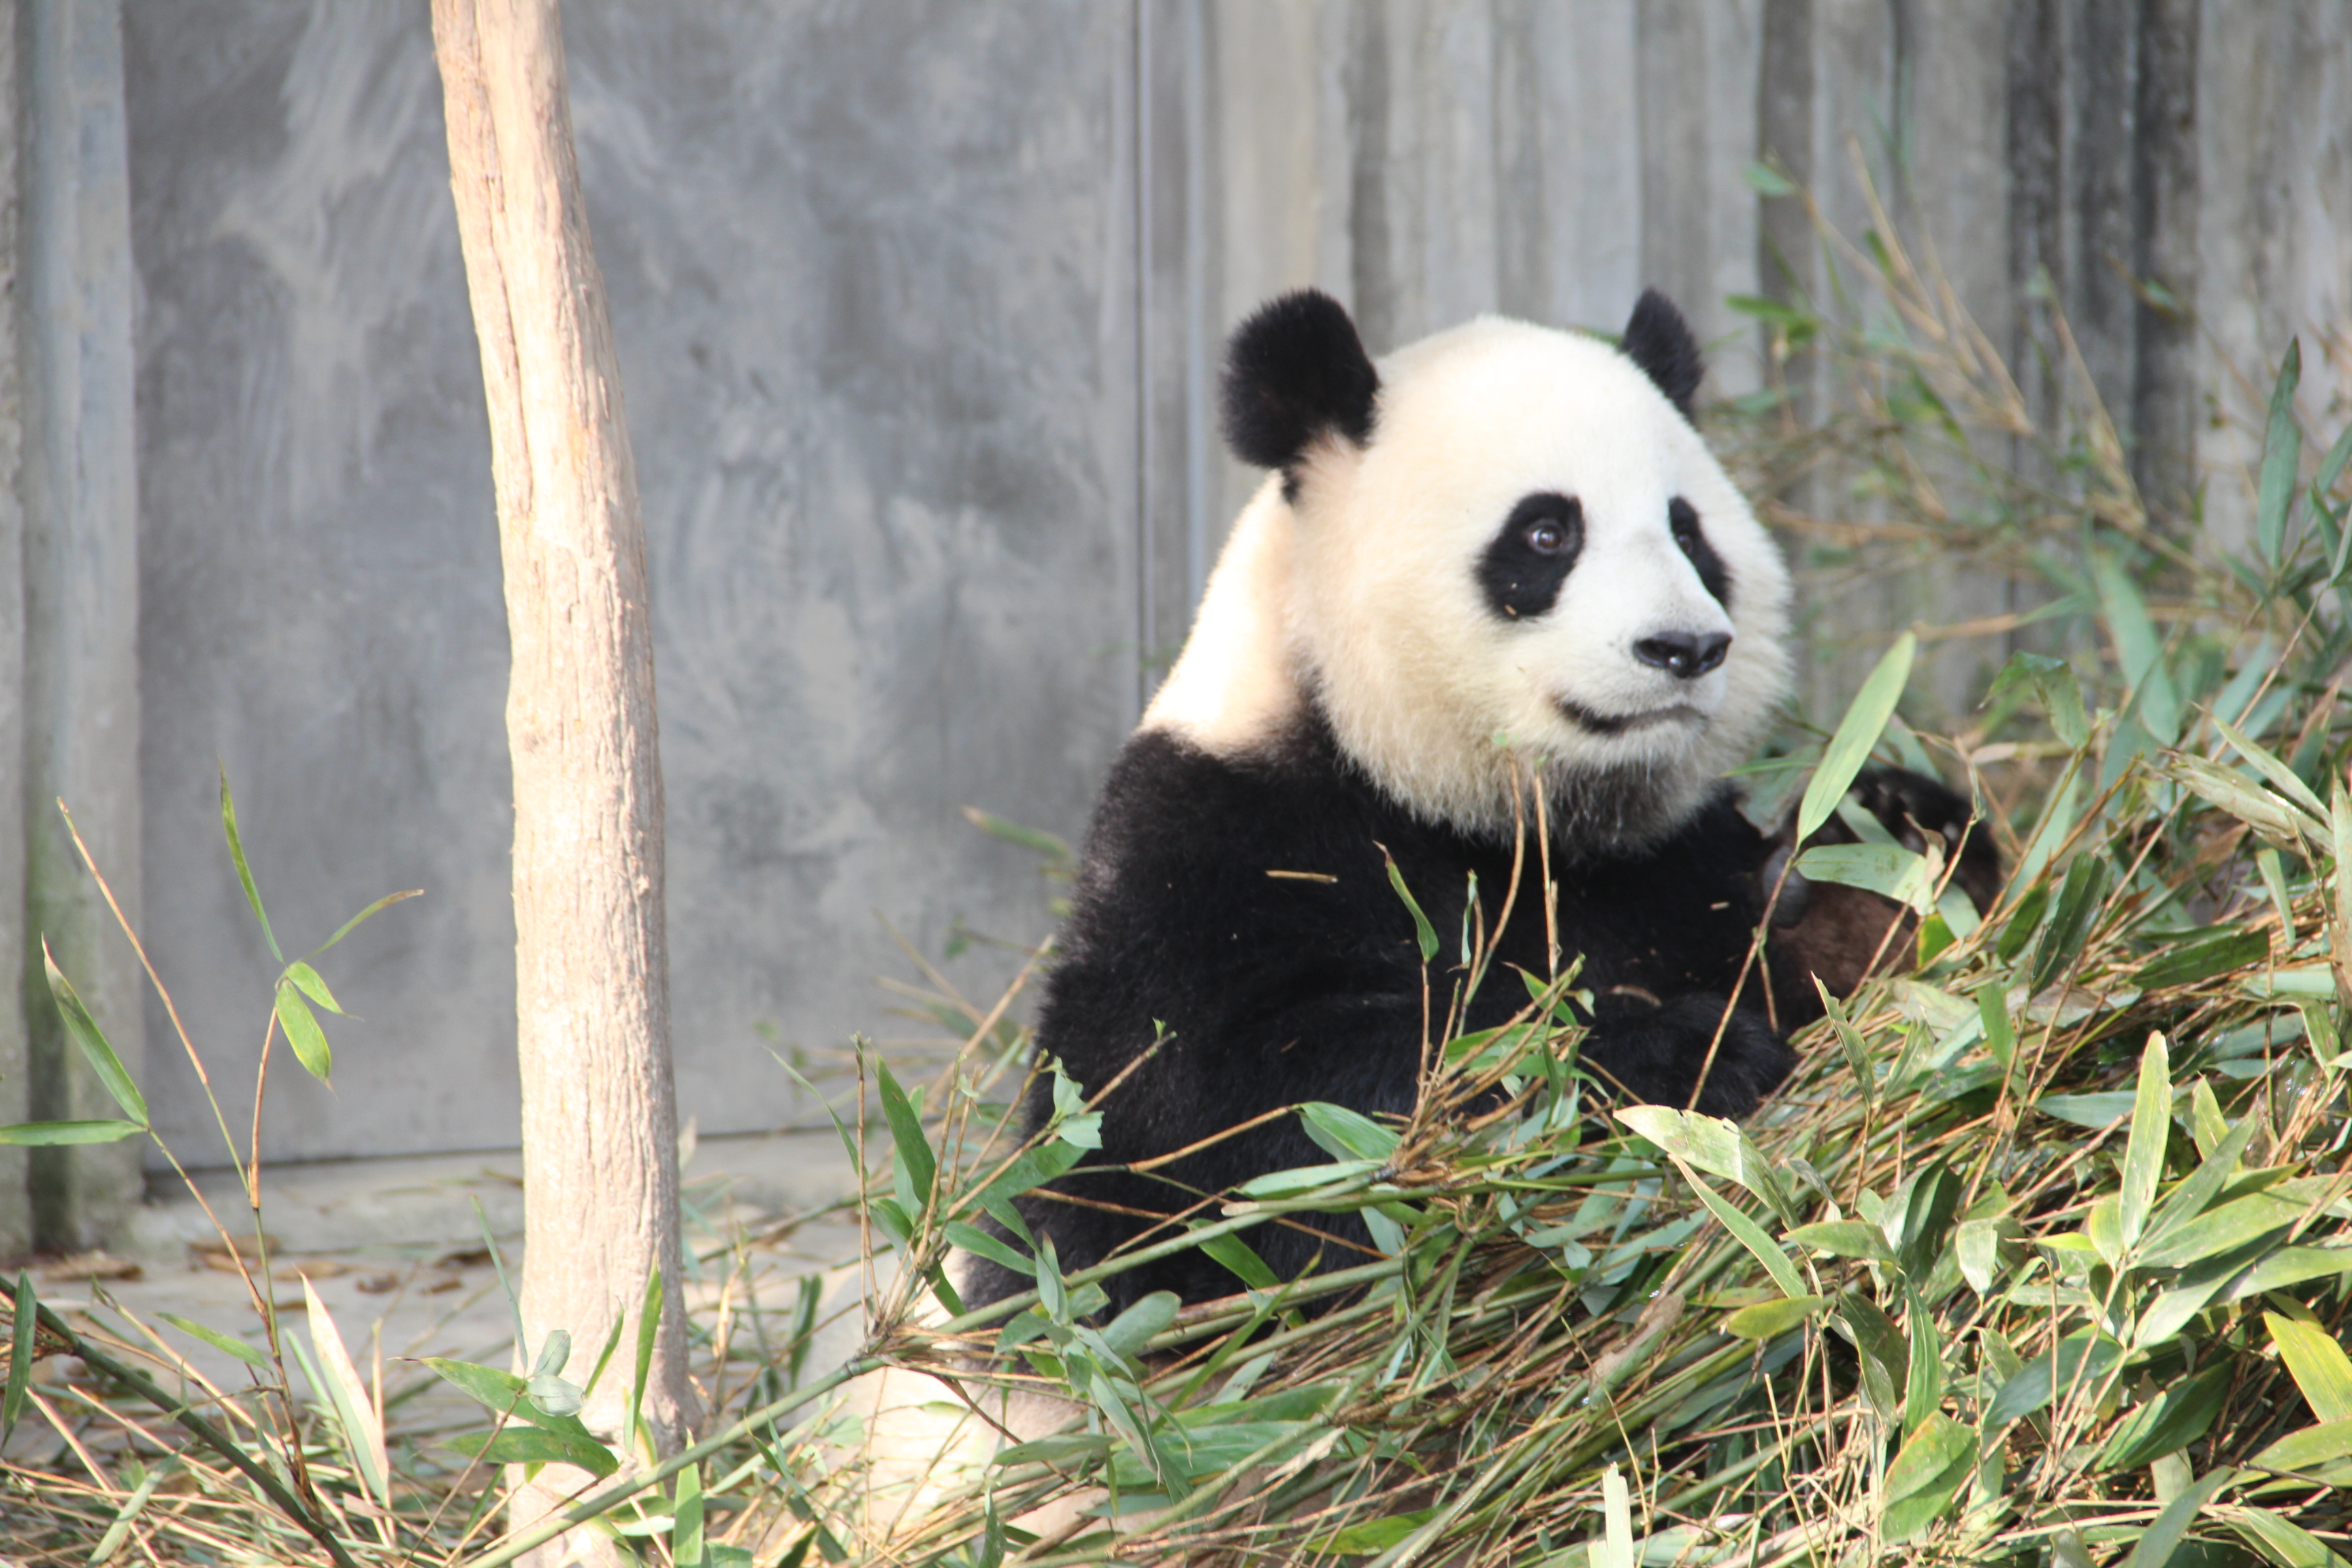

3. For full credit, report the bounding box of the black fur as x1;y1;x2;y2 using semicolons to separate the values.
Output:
1668;497;1732;607
1476;493;1585;620
1220;289;1382;474
1620;289;1704;419
965;710;1840;1317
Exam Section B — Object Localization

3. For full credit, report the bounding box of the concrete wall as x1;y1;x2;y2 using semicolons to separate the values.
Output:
1;1;2346;1247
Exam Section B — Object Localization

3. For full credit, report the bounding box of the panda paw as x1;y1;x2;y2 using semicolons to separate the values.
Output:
1850;766;2002;912
1582;994;1797;1121
1763;766;2001;925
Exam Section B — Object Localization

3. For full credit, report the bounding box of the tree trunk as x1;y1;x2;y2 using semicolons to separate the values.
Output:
430;1;696;1558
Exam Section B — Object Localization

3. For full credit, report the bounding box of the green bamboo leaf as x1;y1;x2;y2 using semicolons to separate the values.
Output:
158;1310;269;1369
1794;843;1938;915
274;981;333;1081
304;1278;389;1505
1382;849;1439;963
1616;1104;1795;1226
219;768;283;964
90;1462;161;1566
2125;1470;2234;1568
2249;1417;2352;1475
445;1424;619;1478
1882;1411;1975;1541
2162;753;2307;846
1903;1284;1943;1438
2136;930;2272;990
2228;1505;2352;1568
2119;1033;2171;1250
311;887;423;958
1787;1220;1897;1263
945;1221;1035;1278
1678;1162;1808;1300
2099;1363;2232;1471
674;1460;705;1568
1816;981;1876;1111
2143;1114;2259;1249
1311;1511;1439;1556
1989;1335;2125;1426
959;1139;1085;1222
1234;1158;1378;1198
282;960;345;1017
2031;855;2112;994
2267;1313;2352;1423
3;1271;35;1444
874;1058;936;1212
42;943;148;1127
2093;552;2183;744
1799;631;1916;843
2232;1246;2352;1298
1100;1291;1181;1364
2210;712;2329;823
2254;339;2303;565
1723;1294;1825;1340
2138;1193;2302;1270
625;1266;662;1460
1298;1101;1400;1162
1196;1229;1279;1292
0;1119;144;1145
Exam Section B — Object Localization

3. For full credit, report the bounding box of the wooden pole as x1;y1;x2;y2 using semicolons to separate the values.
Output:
430;1;696;1556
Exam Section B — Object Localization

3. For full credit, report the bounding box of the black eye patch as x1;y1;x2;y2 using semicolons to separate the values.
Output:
1669;497;1732;608
1477;492;1584;621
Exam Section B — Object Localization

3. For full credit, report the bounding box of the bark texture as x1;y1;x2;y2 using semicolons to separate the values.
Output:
429;1;693;1558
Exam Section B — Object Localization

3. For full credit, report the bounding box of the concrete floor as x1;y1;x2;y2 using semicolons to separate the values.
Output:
6;1129;871;1470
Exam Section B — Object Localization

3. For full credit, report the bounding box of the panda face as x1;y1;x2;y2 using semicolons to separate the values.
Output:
1148;289;1791;851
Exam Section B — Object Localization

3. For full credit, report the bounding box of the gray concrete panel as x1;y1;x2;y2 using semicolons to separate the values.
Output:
127;4;1133;1166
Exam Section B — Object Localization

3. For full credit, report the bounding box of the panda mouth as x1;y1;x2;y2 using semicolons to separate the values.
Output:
1556;698;1706;737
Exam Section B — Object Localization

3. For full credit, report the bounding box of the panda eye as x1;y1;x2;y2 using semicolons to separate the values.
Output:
1526;519;1567;554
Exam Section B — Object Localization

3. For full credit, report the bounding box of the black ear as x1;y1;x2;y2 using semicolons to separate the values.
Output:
1620;288;1704;419
1220;289;1381;472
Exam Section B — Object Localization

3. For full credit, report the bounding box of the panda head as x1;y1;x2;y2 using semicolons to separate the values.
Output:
1158;287;1792;854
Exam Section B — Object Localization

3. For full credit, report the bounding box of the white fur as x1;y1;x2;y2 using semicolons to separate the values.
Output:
1146;313;1791;848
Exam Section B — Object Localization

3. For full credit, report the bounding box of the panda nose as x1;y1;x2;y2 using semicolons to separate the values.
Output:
1634;631;1731;680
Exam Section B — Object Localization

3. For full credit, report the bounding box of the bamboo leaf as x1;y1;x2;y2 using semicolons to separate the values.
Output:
1196;1229;1279;1292
2267;1313;2352;1423
1298;1101;1400;1162
1678;1162;1808;1299
2255;339;2303;565
311;887;423;958
1383;849;1439;964
626;1266;662;1460
1882;1411;1975;1541
874;1058;936;1212
445;1424;619;1478
1599;1463;1635;1568
42;943;148;1127
283;960;345;1016
158;1310;269;1369
2125;1469;2234;1568
2210;713;2329;823
2100;1363;2232;1471
2229;1505;2352;1568
1787;1220;1897;1263
274;981;333;1081
2250;1417;2352;1475
1724;1294;1825;1339
2119;1033;2171;1250
3;1271;34;1445
219;768;282;964
1989;1335;2125;1426
945;1221;1036;1279
1616;1105;1795;1226
304;1279;389;1505
1799;631;1916;843
0;1119;145;1145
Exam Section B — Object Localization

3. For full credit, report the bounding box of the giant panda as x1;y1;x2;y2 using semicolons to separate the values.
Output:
964;287;1993;1317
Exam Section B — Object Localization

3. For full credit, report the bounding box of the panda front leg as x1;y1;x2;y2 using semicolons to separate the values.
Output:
1576;992;1796;1120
